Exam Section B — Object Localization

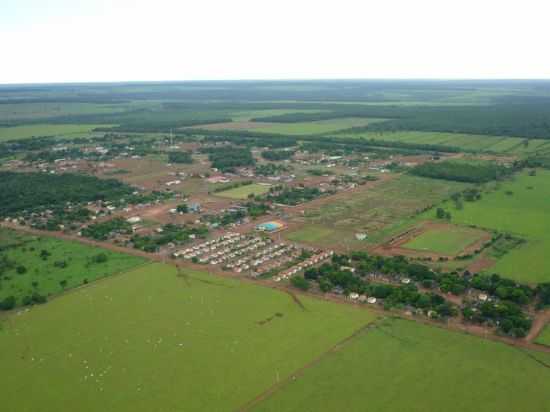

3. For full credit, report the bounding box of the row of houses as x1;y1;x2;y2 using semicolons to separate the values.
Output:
274;250;334;282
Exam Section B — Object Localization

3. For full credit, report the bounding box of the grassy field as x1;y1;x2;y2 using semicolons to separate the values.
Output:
426;170;550;283
0;124;111;141
251;118;386;135
0;263;375;412
293;175;470;250
337;130;550;155
286;225;334;244
403;225;487;255
0;229;146;306
0;102;131;122
230;109;326;122
215;183;271;199
253;318;550;412
535;325;550;347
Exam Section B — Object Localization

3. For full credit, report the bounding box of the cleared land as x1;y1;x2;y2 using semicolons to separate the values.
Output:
428;170;550;283
288;175;470;250
285;225;334;244
0;229;146;306
253;318;550;412
195;118;386;135
338;130;550;155
249;118;386;135
535;325;550;347
215;183;271;199
403;225;488;255
0;263;374;412
0;124;111;141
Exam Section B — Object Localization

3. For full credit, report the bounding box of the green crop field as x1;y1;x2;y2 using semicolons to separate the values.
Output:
426;170;550;283
250;118;386;135
215;183;271;199
230;109;326;122
253;318;550;412
403;226;487;255
0;263;375;412
0;124;111;141
535;325;550;347
298;175;470;250
286;225;334;244
337;130;550;155
0;229;146;306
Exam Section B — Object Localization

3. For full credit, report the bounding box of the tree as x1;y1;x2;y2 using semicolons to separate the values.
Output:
291;276;310;291
436;208;446;219
0;295;16;311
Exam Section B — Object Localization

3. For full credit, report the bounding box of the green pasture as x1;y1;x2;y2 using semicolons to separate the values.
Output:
0;124;111;141
254;318;550;412
286;225;335;244
337;130;550;155
425;170;550;283
215;183;271;199
403;226;487;255
0;229;146;306
230;109;325;122
0;263;374;412
251;118;386;135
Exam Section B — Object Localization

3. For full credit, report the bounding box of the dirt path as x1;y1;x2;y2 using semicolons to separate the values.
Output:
525;309;550;343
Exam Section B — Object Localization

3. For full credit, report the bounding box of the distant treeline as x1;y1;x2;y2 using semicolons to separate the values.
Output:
252;104;550;139
410;161;514;183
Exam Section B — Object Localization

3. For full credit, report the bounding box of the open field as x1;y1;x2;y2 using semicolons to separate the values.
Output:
0;102;132;122
215;183;271;199
0;229;146;306
195;118;386;135
249;118;386;135
403;225;488;255
338;130;550;155
285;225;334;244
287;175;470;250
425;170;550;283
253;318;550;412
535;325;550;347
230;109;326;122
0;263;375;412
0;124;111;141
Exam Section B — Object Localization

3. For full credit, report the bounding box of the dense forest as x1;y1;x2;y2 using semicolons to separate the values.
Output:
0;172;134;217
410;160;514;183
200;146;255;172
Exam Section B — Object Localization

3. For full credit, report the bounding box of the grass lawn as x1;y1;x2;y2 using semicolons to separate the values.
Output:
535;325;550;347
215;183;271;199
251;118;386;135
286;225;334;243
0;263;375;412
427;170;550;283
0;229;146;306
253;318;550;412
403;226;487;255
0;124;111;141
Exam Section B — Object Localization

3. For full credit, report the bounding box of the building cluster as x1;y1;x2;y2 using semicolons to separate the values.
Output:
274;250;334;282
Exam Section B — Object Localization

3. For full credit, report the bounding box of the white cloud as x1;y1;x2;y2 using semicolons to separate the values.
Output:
2;0;550;83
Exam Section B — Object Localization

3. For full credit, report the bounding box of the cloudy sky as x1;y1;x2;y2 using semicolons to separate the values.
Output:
2;0;549;84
